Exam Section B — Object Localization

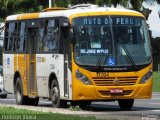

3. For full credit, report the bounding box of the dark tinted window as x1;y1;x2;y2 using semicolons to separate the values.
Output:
19;22;26;51
4;21;26;52
38;19;59;52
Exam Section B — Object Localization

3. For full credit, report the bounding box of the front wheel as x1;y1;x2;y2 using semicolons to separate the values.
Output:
118;99;134;110
50;80;60;108
15;77;27;105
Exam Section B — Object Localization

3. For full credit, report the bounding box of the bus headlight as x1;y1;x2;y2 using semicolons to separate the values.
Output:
76;70;92;85
140;70;152;84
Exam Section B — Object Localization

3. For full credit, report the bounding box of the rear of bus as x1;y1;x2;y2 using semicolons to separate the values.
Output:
69;7;152;110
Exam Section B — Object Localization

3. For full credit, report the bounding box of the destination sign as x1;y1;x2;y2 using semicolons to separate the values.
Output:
73;16;140;26
80;49;109;55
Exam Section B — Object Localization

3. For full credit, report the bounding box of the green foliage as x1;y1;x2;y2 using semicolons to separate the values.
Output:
0;107;99;120
153;72;160;92
151;37;160;70
130;0;143;11
70;0;95;5
96;0;111;6
119;0;130;8
68;105;81;111
0;0;47;20
55;0;69;7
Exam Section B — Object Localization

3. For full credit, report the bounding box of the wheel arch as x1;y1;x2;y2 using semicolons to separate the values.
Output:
48;72;59;98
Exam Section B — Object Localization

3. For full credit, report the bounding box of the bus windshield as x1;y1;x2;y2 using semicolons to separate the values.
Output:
72;16;152;67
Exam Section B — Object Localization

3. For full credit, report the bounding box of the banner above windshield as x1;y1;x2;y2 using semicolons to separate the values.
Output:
73;16;141;26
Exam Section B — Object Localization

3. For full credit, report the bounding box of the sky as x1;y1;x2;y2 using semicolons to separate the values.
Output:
143;2;160;38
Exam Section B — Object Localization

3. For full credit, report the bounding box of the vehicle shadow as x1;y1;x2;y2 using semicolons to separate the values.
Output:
85;103;160;112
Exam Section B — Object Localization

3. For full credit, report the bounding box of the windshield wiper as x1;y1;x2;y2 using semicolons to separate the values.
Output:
95;55;104;71
119;43;135;66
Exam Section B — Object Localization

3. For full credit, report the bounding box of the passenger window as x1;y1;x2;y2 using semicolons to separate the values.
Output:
39;19;59;52
13;23;20;51
19;22;26;51
38;20;45;51
4;22;26;52
4;23;9;51
7;22;16;51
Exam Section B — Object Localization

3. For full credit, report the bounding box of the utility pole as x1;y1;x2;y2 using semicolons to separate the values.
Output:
49;0;56;8
49;0;52;8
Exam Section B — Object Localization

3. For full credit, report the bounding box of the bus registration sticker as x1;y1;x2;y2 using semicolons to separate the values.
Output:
110;89;123;94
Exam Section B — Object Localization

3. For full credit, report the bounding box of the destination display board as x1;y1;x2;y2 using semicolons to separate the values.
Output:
73;16;141;26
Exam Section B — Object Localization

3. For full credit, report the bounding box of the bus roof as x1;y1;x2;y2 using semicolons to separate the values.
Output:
6;4;144;21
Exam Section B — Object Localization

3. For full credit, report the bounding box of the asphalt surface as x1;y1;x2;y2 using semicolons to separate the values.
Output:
0;92;160;120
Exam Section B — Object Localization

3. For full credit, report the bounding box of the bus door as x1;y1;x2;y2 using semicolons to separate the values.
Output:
60;26;71;98
27;27;38;95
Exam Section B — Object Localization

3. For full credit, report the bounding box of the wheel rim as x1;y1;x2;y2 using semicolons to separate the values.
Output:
51;86;59;105
16;83;22;102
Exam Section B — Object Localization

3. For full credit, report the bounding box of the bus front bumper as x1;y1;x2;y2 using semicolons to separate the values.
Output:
72;78;152;100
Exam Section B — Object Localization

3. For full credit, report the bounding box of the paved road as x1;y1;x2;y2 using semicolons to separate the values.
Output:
0;92;160;120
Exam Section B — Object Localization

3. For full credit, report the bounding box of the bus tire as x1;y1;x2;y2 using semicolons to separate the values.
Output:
15;77;27;105
50;80;60;108
118;99;134;110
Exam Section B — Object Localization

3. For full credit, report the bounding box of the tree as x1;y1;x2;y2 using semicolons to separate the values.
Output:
130;0;144;11
0;0;48;20
56;0;69;7
70;0;95;5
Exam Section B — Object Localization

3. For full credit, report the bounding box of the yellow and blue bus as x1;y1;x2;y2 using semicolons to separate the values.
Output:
3;4;152;110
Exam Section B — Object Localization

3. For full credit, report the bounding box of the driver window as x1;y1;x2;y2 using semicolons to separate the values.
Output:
101;26;111;49
90;26;101;48
79;26;90;49
117;27;129;44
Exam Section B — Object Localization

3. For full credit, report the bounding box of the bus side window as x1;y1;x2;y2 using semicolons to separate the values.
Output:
19;22;26;51
4;23;9;51
43;19;59;52
7;22;15;51
13;22;20;51
38;20;45;52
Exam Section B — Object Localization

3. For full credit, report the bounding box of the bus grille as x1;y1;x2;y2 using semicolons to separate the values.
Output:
93;77;138;86
99;90;133;96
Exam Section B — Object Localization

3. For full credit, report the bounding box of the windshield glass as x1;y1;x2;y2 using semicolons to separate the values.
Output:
72;16;151;67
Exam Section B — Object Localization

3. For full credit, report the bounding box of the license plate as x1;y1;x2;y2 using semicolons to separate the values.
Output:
110;89;123;94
